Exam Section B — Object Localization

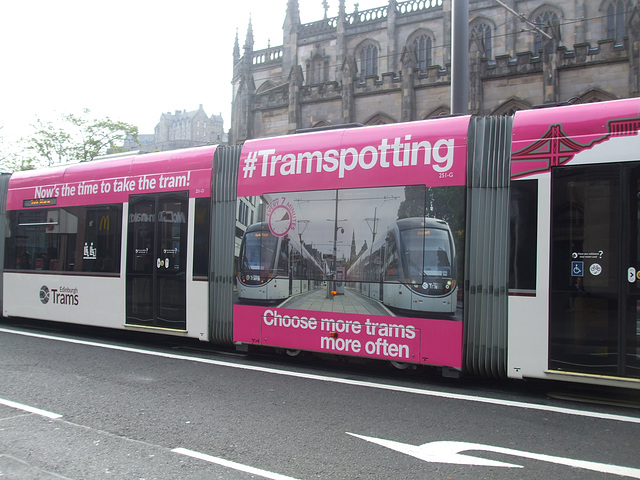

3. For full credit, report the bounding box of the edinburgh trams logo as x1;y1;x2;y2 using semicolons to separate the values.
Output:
39;285;79;306
39;285;50;304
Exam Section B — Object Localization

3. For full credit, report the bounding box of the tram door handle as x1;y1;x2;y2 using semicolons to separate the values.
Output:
156;257;170;269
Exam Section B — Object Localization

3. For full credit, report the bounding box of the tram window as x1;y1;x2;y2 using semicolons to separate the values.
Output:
277;238;290;275
509;179;538;292
81;206;122;273
5;204;122;274
384;235;400;279
193;197;210;278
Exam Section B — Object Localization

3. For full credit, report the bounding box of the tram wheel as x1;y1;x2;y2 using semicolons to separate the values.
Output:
390;360;411;370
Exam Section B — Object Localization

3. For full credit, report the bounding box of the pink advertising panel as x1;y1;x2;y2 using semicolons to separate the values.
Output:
511;98;640;179
234;120;469;369
6;146;217;210
238;116;471;197
234;305;463;367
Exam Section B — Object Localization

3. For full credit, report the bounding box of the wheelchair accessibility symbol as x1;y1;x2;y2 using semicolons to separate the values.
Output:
571;261;584;277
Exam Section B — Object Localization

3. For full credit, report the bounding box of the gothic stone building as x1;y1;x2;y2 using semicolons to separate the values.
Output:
154;105;226;151
124;105;226;153
230;0;640;144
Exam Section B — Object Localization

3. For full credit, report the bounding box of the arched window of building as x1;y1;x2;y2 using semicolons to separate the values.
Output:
313;120;332;128
365;113;395;125
532;9;561;54
470;21;492;59
406;30;435;73
306;52;328;84
606;0;629;44
256;80;277;94
413;34;432;72
579;89;617;103
492;98;531;116
359;43;378;81
425;106;450;119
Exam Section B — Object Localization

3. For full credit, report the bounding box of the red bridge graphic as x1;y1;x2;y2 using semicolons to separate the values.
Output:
511;117;640;179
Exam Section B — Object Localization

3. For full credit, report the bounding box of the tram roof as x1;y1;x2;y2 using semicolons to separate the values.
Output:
6;145;217;210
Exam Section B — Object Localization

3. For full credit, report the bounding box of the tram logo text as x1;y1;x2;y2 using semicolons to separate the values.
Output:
39;285;79;306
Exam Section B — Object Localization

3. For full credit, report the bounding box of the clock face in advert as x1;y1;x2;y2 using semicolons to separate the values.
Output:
266;198;296;237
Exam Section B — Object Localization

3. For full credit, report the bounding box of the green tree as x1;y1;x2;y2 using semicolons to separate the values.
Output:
0;127;35;172
22;109;138;166
397;185;465;228
0;153;38;172
23;118;72;167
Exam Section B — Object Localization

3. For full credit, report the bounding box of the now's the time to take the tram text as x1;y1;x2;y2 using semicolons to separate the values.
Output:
2;97;640;390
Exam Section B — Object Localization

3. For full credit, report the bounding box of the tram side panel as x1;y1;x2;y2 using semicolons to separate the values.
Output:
0;173;11;317
233;118;469;369
3;146;216;340
3;191;127;329
507;98;640;384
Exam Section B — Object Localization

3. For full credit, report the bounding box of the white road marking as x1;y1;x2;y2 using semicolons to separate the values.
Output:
172;448;301;480
348;433;640;478
0;397;62;419
1;326;640;425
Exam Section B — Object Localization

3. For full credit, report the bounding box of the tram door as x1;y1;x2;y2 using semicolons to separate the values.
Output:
126;192;188;330
550;163;640;379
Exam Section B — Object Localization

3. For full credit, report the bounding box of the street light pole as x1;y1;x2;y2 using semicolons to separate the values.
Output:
327;190;345;298
451;0;469;115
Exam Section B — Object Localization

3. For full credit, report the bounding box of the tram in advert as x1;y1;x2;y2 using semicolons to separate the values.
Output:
2;97;640;389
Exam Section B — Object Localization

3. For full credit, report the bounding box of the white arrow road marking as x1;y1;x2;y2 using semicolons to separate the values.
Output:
347;433;640;478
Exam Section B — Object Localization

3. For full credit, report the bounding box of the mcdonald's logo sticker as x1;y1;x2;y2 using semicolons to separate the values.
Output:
99;216;110;231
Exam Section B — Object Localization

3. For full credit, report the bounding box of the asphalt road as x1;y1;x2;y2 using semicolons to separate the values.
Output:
1;319;639;480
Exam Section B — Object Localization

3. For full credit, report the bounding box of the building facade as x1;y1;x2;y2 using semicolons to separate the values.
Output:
230;0;640;144
154;105;226;151
125;105;226;152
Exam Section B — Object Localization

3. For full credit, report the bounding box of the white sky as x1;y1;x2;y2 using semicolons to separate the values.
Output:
0;0;382;150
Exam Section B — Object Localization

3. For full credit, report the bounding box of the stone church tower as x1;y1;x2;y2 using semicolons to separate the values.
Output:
230;0;640;145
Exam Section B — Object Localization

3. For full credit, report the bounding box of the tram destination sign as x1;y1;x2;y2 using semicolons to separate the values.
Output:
23;197;57;208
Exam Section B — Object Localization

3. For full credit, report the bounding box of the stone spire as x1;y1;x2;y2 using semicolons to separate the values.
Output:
350;230;356;261
284;0;300;33
231;17;256;145
233;29;240;64
336;0;346;80
283;0;301;77
244;16;254;53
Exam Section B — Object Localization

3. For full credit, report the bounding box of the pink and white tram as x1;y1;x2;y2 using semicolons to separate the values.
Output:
1;98;640;389
346;217;457;314
2;146;218;336
237;221;324;302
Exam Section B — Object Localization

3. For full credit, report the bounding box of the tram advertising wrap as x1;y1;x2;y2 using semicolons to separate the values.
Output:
234;117;468;367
